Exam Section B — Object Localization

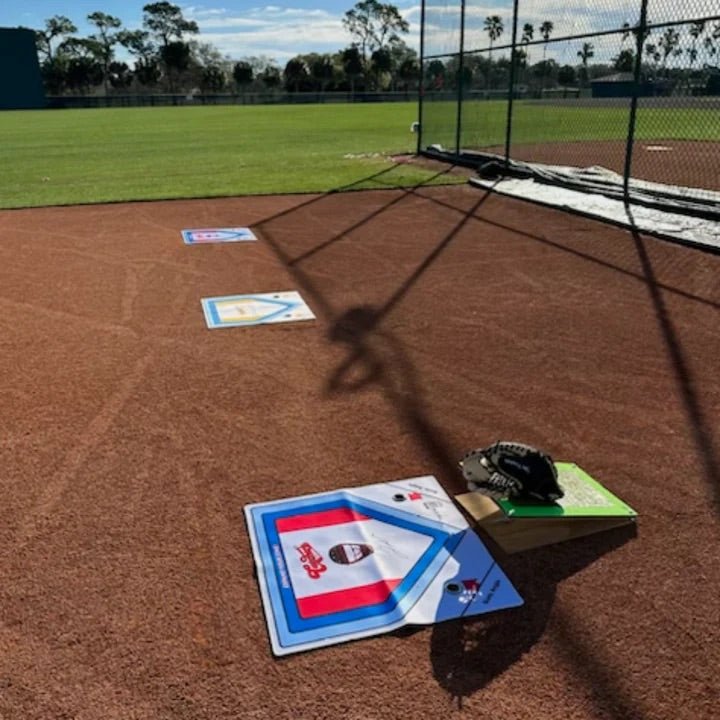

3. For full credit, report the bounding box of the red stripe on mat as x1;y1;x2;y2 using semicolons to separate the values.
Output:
297;579;401;618
275;508;370;533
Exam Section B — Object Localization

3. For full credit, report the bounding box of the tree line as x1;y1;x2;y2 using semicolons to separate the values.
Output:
29;0;419;96
27;4;720;98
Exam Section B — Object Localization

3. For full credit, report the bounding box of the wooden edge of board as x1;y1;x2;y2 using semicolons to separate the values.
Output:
455;492;637;554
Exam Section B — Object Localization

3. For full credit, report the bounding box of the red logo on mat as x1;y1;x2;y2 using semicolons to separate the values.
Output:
460;579;480;604
408;492;423;501
295;542;327;579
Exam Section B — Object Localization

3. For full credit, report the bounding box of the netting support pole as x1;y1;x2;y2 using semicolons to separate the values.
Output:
623;0;649;196
504;0;521;167
454;0;467;157
417;0;426;155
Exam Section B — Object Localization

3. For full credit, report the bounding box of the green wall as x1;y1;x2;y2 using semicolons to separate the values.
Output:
0;28;46;109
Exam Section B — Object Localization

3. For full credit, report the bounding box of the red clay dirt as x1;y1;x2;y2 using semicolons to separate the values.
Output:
484;139;720;191
0;184;719;719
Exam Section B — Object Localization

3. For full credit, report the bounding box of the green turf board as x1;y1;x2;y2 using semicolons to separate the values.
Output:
496;463;638;519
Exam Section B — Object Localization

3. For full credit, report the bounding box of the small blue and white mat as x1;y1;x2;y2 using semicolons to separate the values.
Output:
201;291;315;329
182;227;257;244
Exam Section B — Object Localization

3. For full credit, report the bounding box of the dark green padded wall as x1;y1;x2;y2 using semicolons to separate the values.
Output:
0;28;46;109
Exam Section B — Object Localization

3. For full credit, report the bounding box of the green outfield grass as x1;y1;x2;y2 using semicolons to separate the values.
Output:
1;100;717;209
424;99;720;148
0;102;450;209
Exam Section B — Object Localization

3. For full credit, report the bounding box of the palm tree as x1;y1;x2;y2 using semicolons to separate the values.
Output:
484;15;504;90
484;15;504;49
658;27;680;78
622;20;652;55
540;21;554;60
577;42;594;87
539;21;554;89
700;22;720;67
645;42;661;78
521;23;534;65
577;41;594;65
704;31;717;59
688;20;706;68
621;21;631;47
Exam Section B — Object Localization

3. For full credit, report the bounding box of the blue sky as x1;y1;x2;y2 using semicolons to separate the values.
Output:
0;1;422;62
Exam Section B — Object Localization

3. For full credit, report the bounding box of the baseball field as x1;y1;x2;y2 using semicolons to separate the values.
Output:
1;99;719;719
2;100;718;209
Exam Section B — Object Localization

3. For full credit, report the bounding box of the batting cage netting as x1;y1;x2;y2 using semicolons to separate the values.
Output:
418;0;720;215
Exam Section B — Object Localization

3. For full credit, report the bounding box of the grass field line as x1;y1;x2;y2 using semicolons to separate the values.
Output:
1;102;717;209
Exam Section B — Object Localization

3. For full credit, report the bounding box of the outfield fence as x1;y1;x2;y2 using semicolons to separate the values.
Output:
419;0;720;199
46;91;418;110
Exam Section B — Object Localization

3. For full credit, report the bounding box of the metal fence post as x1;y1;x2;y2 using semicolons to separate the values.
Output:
504;0;521;167
623;0;649;197
455;0;467;157
417;0;426;155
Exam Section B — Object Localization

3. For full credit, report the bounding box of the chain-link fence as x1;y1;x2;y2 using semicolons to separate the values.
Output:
419;0;720;200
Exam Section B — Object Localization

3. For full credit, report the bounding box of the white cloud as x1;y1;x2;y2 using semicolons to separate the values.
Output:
180;0;715;66
183;3;420;60
184;6;229;17
423;0;719;63
190;9;335;30
200;26;350;61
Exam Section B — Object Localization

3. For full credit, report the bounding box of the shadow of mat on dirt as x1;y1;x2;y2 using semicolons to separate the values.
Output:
429;523;638;709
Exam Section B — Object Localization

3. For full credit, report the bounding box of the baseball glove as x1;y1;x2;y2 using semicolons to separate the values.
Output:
459;441;564;503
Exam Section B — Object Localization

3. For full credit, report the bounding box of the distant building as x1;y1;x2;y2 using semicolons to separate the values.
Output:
0;27;46;109
591;72;654;98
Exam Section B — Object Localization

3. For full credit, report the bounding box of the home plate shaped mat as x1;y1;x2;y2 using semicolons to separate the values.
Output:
201;291;315;329
245;476;523;656
182;227;257;244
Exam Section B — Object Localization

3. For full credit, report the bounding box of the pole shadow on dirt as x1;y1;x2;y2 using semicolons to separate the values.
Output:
429;523;638;712
254;167;649;713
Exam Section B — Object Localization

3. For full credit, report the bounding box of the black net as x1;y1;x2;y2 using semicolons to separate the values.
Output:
421;0;464;153
419;0;720;200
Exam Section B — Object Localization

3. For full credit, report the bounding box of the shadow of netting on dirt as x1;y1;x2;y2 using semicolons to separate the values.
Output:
625;213;720;516
324;306;465;494
403;185;720;513
412;187;720;313
254;163;457;317
255;169;493;491
430;524;638;712
251;172;702;714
